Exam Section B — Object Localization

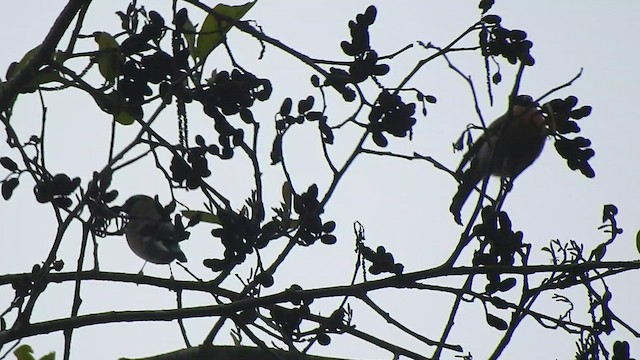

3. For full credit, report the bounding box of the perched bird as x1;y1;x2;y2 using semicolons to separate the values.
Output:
121;195;187;269
450;98;547;225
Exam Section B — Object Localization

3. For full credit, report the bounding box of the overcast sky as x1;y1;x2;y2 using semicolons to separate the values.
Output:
0;1;638;359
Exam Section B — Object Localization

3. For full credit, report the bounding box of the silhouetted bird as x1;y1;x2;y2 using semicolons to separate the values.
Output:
122;195;187;272
450;98;547;225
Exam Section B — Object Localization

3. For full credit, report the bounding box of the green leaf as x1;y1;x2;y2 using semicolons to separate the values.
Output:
288;219;300;230
93;32;121;82
196;2;256;61
114;110;135;125
18;67;66;94
14;344;35;360
4;46;65;96
282;181;292;212
6;46;42;80
39;353;55;360
181;210;221;224
182;18;197;60
28;68;65;88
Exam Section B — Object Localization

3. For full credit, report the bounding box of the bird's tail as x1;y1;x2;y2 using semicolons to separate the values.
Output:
168;243;187;262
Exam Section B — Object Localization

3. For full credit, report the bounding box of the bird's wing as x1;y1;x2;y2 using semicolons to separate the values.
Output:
455;115;506;176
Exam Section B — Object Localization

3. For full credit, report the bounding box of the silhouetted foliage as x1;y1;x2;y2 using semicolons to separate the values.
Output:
0;2;636;360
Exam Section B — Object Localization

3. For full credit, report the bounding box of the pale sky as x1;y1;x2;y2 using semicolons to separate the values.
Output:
0;1;638;359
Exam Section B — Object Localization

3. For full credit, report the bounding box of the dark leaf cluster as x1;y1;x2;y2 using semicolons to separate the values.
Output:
86;170;119;206
86;171;120;236
480;16;534;66
478;0;495;14
359;245;404;276
10;260;64;310
274;95;334;151
293;184;336;246
103;11;172;119
119;10;165;55
11;276;32;300
415;91;437;117
115;8;193;112
270;305;309;338
117;60;151;119
314;308;348;346
612;341;636;360
33;173;80;208
194;69;272;118
349;50;389;84
169;135;226;190
543;96;596;178
472;207;524;293
320;5;380;101
115;2;143;36
323;67;356;102
340;6;377;57
1;156;20;200
203;209;260;272
141;50;178;85
368;90;417;147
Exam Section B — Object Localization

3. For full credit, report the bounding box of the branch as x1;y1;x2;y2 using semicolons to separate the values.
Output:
121;345;350;360
0;0;89;110
2;261;639;344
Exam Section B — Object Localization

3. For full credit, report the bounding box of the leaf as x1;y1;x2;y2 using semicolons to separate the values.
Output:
39;353;56;360
496;277;517;292
322;221;336;233
321;234;337;245
239;108;254;124
271;133;283;165
0;157;17;171
486;313;508;331
14;344;35;360
280;97;292;116
613;341;631;359
114;110;135;125
181;210;221;224
196;2;256;61
490;296;510;309
6;46;42;80
317;332;331;346
636;229;640;255
298;96;314;113
180;15;197;60
282;181;292;213
93;32;121;82
28;68;65;89
2;178;19;200
288;219;300;230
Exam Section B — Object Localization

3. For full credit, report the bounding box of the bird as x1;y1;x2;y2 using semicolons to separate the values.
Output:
450;97;547;225
121;195;187;272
